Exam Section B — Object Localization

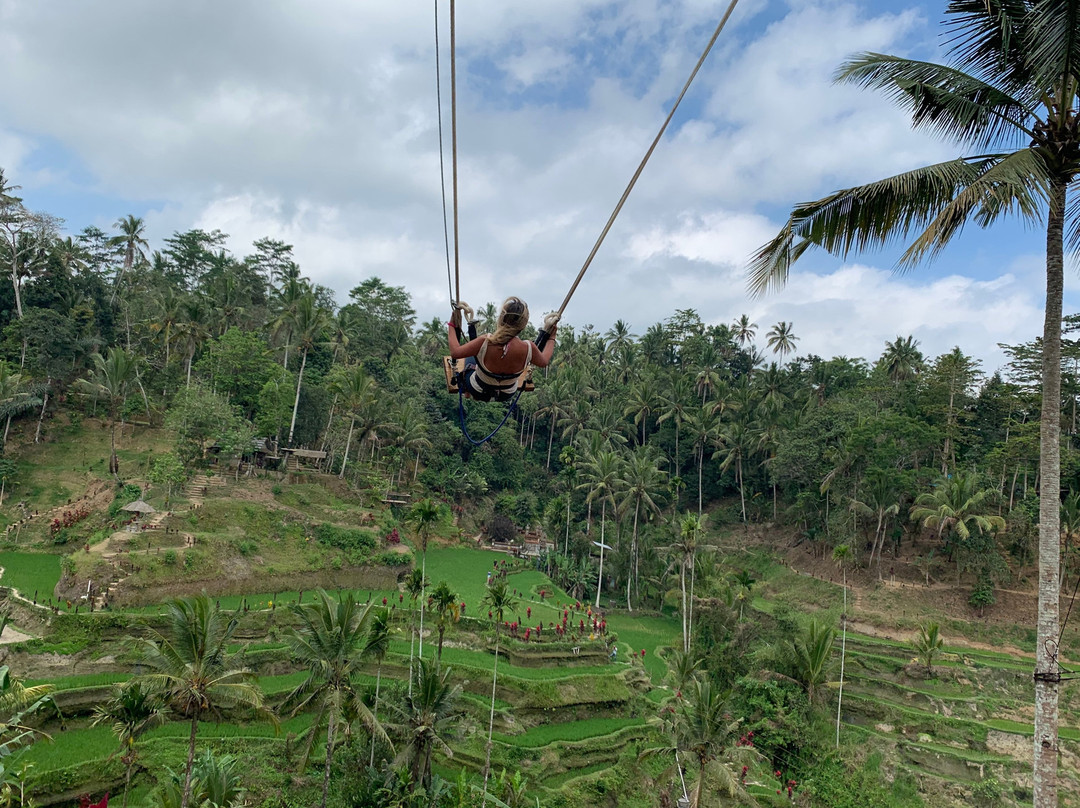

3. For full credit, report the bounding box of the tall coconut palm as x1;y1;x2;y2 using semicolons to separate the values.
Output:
92;683;168;808
619;445;667;610
714;419;753;525
406;499;443;666
428;581;460;663
685;405;719;519
640;678;757;808
286;291;332;446
329;365;378;479
110;215;148;305
658;374;694;481
480;580;518;803
577;449;623;608
74;348;139;479
386;658;463;793
365;607;393;768
665;513;706;654
404;568;426;697
832;544;853;749
133;596;272;808
747;6;1076;796
624;372;661;445
732;314;757;347
881;335;924;384
765;321;798;360
849;468;903;575
285;590;388;808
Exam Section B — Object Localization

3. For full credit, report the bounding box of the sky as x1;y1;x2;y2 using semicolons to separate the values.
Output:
0;0;1072;373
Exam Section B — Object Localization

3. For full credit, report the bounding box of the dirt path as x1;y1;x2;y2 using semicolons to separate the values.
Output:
0;625;34;645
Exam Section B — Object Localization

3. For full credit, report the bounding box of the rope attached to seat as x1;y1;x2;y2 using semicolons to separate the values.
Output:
457;384;523;446
550;0;742;321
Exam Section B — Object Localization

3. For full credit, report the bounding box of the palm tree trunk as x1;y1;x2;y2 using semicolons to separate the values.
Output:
321;715;336;808
681;561;688;653
339;416;355;479
737;458;746;523
483;626;501;804
181;711;200;808
369;663;382;768
697;445;704;518
287;347;308;446
1034;178;1065;808
836;570;847;748
418;548;427;663
122;758;133;808
546;411;556;469
565;494;571;556
595;500;607;609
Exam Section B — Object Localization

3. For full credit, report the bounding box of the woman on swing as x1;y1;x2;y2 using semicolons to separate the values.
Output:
448;297;558;402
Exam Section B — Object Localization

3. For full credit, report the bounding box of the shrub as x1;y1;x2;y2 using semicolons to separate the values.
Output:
315;523;377;554
375;552;411;567
163;550;177;566
489;514;517;543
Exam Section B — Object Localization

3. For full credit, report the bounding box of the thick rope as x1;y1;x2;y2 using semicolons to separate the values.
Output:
450;0;461;305
435;0;454;306
554;0;742;317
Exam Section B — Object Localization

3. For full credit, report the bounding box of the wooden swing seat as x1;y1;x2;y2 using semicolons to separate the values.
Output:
443;356;534;395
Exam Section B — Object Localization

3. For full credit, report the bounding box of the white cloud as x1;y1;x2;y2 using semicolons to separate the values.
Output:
0;0;1058;370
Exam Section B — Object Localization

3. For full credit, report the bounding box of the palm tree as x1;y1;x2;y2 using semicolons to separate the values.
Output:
330;365;378;479
765;321;798;360
910;471;1005;580
365;607;393;768
831;544;853;749
849;469;902;576
685;405;719;518
386;658;463;792
480;580;518;802
658;374;693;481
620;445;667;610
604;319;636;355
641;678;756;808
428;581;460;663
91;683;168;808
109;215;148;304
577;449;622;608
786;619;835;706
286;290;332;445
404;568;426;696
881;335;924;384
285;590;388;808
406;499;443;666
714;419;753;525
732;314;757;347
74;348;139;478
665;514;704;654
913;621;945;677
173;296;210;388
0;663;55;765
747;7;1076;795
623;373;661;445
133;596;273;808
665;649;704;695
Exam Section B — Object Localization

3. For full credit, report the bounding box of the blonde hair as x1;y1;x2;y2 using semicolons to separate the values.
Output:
487;297;529;345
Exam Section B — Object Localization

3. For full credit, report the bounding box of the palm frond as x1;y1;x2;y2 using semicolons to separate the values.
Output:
944;0;1036;95
901;148;1047;265
1022;0;1080;99
837;53;1034;148
749;157;995;296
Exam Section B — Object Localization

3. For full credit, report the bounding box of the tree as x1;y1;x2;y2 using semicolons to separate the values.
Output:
428;581;460;663
386;658;463;793
164;386;254;469
765;321;798;359
91;683;167;808
0;170;60;320
480;580;518;802
329;365;378;479
786;618;834;705
134;596;273;808
74;348;138;478
832;544;853;749
0;663;55;785
285;590;388;808
910;471;1005;580
365;607;393;768
641;678;756;808
881;335;924;384
404;568;426;697
732;314;757;347
747;7;1080;795
848;468;902;576
576;449;622;608
913;621;945;677
110;215;149;304
285;291;332;446
619;445;667;610
685;405;719;518
406;499;444;666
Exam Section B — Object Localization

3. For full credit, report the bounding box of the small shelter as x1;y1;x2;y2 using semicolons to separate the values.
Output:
121;500;156;532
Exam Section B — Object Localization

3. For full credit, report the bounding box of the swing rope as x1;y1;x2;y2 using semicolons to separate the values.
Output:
450;0;461;306
457;384;524;447
435;0;454;306
551;0;742;321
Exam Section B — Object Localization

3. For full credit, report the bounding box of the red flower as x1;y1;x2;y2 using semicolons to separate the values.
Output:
382;597;387;606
